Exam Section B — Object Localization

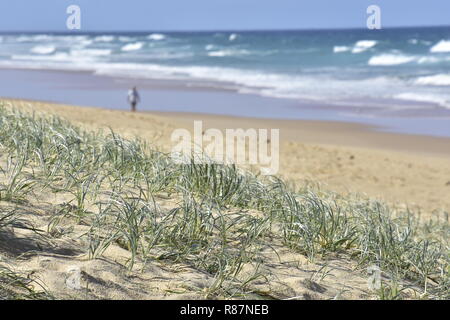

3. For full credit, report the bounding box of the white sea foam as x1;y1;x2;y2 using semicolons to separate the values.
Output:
16;36;32;42
229;33;238;41
16;35;52;42
417;56;450;64
30;45;56;55
395;93;450;108
0;49;406;105
148;33;166;41
71;49;112;57
333;46;350;53
118;36;134;42
352;40;377;53
430;40;450;53
121;42;144;51
139;50;194;60
418;56;440;64
12;53;72;62
208;49;250;57
208;51;229;57
6;54;448;110
415;74;450;86
368;54;416;66
14;49;109;64
76;39;94;47
3;32;450;112
94;35;115;42
91;63;406;106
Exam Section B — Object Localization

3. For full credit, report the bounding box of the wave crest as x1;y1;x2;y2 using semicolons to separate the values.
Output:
31;46;56;55
352;40;377;53
121;42;144;51
208;49;250;57
368;54;416;66
333;46;350;53
94;35;114;42
71;49;112;57
415;74;450;86
430;40;450;53
148;33;166;41
229;34;238;41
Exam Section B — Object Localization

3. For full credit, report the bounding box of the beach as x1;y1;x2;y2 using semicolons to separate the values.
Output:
5;98;450;216
1;28;450;301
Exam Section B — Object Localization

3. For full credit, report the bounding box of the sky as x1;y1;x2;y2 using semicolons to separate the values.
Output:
0;0;449;32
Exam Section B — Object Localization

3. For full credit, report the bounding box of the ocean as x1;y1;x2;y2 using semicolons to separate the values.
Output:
0;27;450;135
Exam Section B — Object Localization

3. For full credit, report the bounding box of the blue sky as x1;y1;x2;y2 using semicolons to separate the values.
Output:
0;0;449;31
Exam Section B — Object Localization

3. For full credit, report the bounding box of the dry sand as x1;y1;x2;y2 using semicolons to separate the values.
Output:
1;98;449;300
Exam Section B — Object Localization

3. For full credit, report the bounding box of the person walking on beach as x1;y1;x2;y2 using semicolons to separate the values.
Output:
128;86;140;112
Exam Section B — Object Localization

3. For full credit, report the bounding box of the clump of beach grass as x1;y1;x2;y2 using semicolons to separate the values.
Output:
0;264;53;300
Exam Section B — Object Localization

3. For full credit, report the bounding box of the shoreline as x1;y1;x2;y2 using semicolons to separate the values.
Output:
150;110;450;159
1;67;450;139
2;98;450;215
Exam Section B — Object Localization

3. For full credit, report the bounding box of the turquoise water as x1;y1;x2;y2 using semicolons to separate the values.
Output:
1;27;450;116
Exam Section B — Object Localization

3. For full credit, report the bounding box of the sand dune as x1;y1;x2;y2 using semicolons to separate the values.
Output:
1;98;449;300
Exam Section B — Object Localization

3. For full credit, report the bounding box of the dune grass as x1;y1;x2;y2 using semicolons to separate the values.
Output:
0;264;53;300
0;104;448;299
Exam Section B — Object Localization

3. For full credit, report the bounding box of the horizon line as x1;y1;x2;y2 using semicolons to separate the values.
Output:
1;24;449;34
